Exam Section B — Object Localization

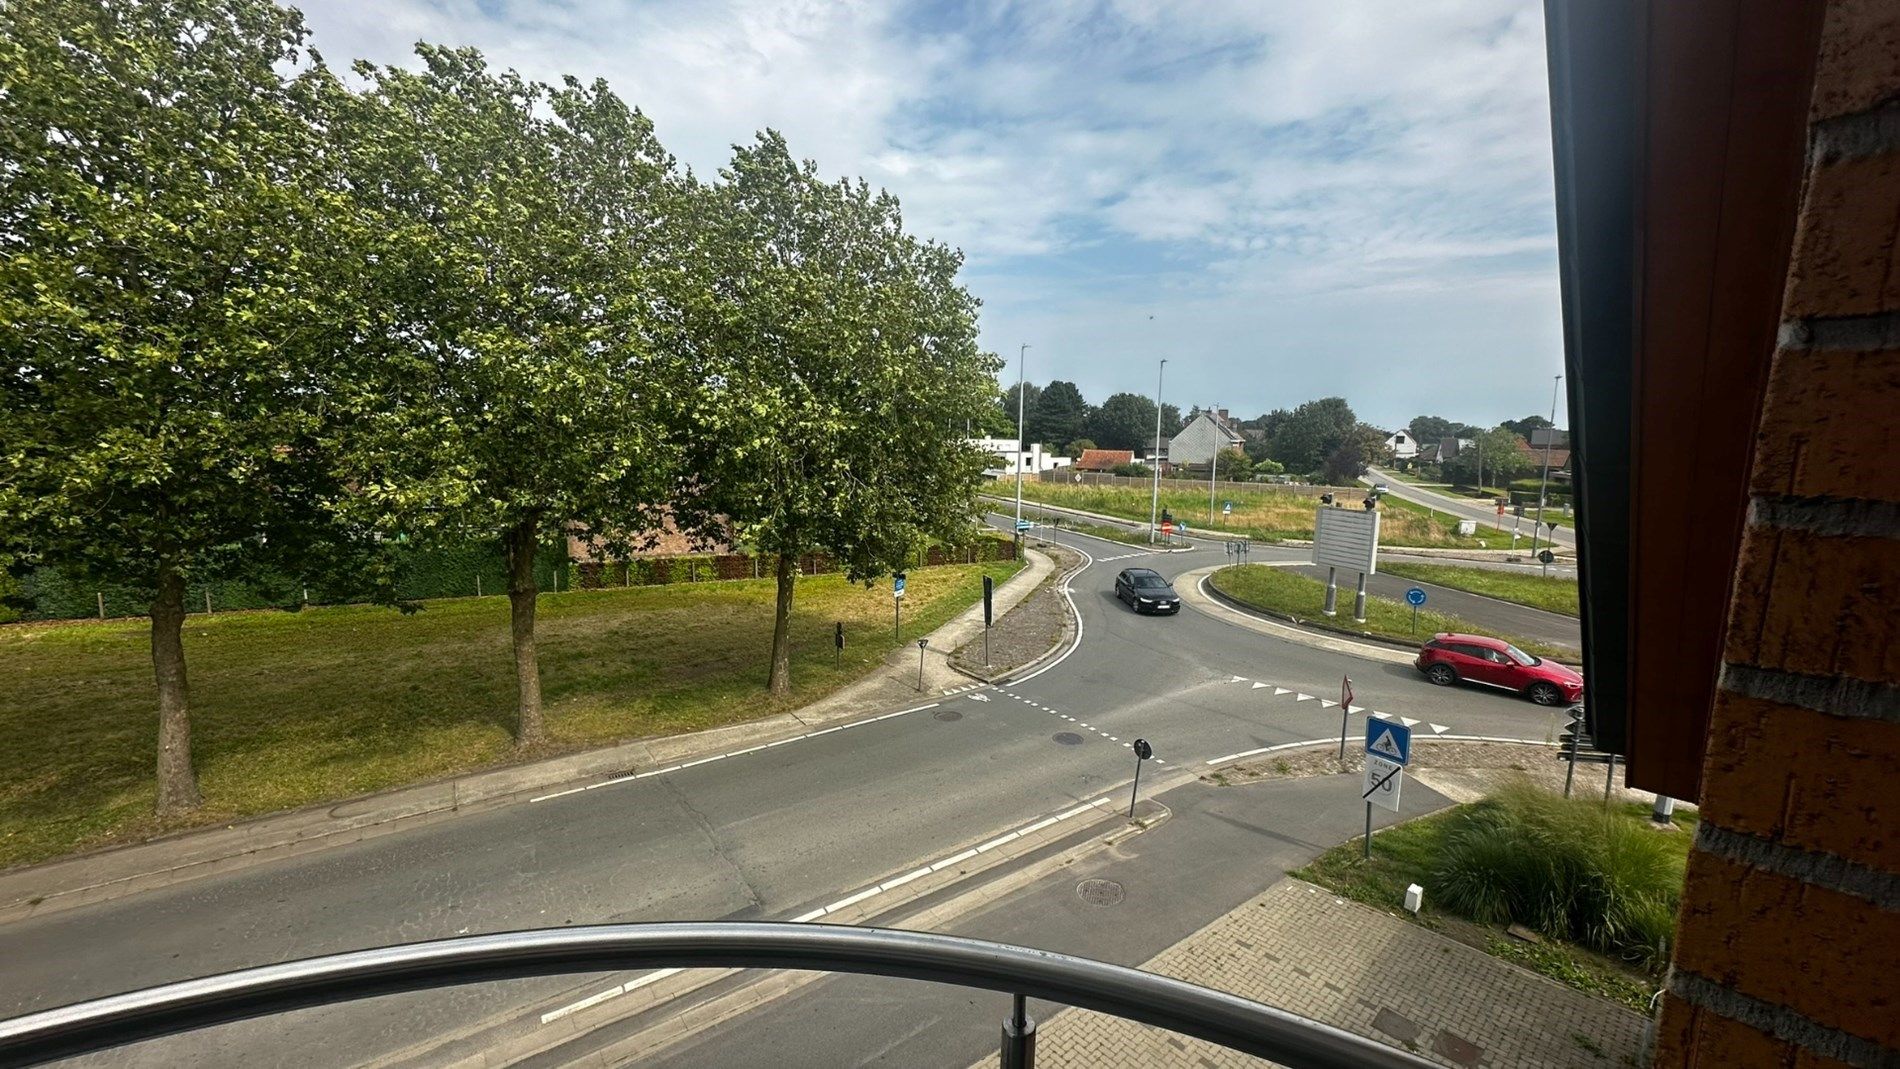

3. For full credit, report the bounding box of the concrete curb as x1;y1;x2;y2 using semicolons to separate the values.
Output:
0;550;1051;925
1174;565;1417;666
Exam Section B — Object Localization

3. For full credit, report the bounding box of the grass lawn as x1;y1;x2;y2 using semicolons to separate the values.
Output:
0;559;1018;870
1293;791;1693;1013
1380;563;1580;617
1016;482;1489;549
1207;564;1573;660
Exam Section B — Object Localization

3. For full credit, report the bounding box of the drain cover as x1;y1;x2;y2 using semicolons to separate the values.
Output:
1077;879;1125;906
933;709;963;722
1052;731;1084;745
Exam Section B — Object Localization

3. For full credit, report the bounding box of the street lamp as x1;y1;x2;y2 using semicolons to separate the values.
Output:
1014;344;1030;539
1533;373;1562;555
1149;358;1167;544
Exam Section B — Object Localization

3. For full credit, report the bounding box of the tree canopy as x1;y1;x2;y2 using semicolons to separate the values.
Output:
1267;397;1359;475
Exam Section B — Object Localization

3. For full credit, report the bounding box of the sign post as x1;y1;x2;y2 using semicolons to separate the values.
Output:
834;622;843;667
1337;676;1354;758
893;572;906;640
1361;719;1411;858
1405;586;1427;633
1129;738;1154;817
916;638;929;691
1538;548;1556;577
982;575;995;667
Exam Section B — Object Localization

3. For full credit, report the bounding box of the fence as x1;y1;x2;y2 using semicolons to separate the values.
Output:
572;536;1018;589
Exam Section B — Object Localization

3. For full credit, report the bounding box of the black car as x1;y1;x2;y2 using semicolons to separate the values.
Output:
1115;567;1180;614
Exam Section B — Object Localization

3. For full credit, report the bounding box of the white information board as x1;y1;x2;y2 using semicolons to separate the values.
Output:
1312;507;1381;574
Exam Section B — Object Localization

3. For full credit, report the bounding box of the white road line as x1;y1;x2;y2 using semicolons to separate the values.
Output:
1205;739;1323;765
1007;542;1093;685
931;848;980;871
532;703;940;803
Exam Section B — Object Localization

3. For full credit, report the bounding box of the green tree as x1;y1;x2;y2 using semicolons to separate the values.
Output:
1027;380;1088;449
1161;403;1184;437
1065;437;1097;455
993;381;1040;439
1269;397;1358;474
1502;414;1554;440
1215;447;1252;480
328;48;683;746
1088;392;1159;451
0;0;367;814
680;132;996;695
1408;415;1461;445
1442;427;1533;489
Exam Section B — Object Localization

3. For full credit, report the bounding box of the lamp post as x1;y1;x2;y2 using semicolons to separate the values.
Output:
1149;358;1167;544
1208;408;1218;525
1014;344;1029;539
1533;373;1562;555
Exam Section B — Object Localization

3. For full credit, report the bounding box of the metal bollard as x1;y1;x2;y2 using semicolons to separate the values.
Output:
1000;994;1036;1068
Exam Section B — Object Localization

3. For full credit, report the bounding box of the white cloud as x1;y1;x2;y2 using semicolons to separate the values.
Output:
295;0;1567;427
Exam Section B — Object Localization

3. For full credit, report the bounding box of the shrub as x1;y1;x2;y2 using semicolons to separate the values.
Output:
1432;780;1685;970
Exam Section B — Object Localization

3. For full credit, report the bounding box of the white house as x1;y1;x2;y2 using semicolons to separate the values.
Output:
1167;409;1247;467
969;437;1072;479
1385;430;1419;461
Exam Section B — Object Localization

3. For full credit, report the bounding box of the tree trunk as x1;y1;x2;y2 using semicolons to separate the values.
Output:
505;518;546;747
767;551;796;696
151;568;202;815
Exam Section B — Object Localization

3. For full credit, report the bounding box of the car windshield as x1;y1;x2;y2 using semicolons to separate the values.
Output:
1503;644;1539;666
1135;575;1170;589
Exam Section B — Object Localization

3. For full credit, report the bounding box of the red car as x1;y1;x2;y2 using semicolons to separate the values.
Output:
1415;633;1584;706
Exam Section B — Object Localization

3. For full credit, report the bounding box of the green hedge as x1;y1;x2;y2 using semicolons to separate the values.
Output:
9;538;570;622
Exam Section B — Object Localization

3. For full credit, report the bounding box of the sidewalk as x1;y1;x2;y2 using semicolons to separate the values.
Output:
0;549;1058;924
1029;877;1649;1068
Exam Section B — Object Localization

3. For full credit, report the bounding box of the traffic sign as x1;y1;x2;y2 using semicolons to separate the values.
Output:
1538;549;1555;564
1160;520;1174;536
1366;719;1412;766
1362;755;1403;813
1405;587;1427;607
1222;501;1233;515
1015;519;1033;532
982;575;994;626
1134;738;1153;760
893;573;906;599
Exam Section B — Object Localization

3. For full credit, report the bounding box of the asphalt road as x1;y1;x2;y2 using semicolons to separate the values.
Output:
0;522;1566;1067
1364;466;1577;549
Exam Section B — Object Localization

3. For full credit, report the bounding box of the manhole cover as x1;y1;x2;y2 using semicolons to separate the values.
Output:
933;709;963;722
1052;731;1084;745
1077;879;1125;906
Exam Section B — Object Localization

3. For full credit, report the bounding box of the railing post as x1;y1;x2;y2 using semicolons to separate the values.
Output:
1000;993;1036;1068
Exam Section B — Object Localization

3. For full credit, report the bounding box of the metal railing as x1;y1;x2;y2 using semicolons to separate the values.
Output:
0;922;1437;1068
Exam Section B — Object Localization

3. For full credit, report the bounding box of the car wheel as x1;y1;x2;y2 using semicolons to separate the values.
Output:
1426;664;1457;686
1528;682;1563;706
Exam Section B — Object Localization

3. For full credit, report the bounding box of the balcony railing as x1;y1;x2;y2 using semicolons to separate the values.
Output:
0;922;1440;1068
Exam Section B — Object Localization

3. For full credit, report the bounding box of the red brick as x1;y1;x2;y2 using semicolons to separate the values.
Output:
1673;854;1900;1046
1782;152;1900;318
1699;692;1899;870
1651;992;1862;1068
1810;0;1900;120
1751;347;1900;502
1724;525;1900;683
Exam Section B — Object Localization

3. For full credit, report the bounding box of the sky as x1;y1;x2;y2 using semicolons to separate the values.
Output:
298;0;1567;433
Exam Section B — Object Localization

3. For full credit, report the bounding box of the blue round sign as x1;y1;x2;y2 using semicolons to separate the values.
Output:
1405;587;1427;607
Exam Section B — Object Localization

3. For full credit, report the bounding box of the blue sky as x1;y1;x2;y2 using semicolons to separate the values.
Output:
301;0;1565;432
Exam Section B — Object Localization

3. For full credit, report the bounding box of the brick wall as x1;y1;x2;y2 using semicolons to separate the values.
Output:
1652;3;1900;1065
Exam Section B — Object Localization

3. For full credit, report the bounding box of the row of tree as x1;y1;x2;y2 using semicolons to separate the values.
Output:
0;0;997;814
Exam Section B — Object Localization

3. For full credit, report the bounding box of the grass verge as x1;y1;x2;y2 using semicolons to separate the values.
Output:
0;559;1019;870
1207;564;1573;660
1380;563;1580;617
1014;482;1489;549
1293;781;1690;1013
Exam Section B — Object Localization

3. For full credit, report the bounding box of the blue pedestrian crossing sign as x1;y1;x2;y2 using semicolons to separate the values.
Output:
1405;587;1427;607
1366;719;1412;766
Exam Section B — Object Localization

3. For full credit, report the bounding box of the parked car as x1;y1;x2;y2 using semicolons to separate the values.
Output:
1114;567;1180;614
1414;633;1583;705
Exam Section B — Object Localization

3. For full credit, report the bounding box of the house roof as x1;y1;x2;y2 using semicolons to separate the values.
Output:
1515;438;1572;470
1076;448;1136;470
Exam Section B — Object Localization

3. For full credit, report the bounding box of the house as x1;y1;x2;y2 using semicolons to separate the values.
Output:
969;437;1072;479
1515;432;1571;475
1074;448;1135;472
1167;408;1247;468
1384;430;1419;461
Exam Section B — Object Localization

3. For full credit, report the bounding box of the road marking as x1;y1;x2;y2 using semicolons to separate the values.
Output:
1370;710;1391;720
530;703;941;802
1347;704;1366;714
1319;699;1336;708
1251;681;1269;689
1295;693;1314;702
1007;541;1093;685
1230;675;1248;683
1206;739;1325;765
969;694;991;703
1400;716;1420;727
1429;723;1450;734
1273;687;1291;696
